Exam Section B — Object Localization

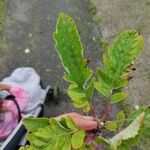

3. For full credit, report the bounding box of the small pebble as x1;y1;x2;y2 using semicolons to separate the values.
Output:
92;36;96;41
134;105;140;110
29;33;32;37
100;122;104;127
45;69;50;72
24;48;30;54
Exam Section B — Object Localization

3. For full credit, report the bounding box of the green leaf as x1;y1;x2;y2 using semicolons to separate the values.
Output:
143;109;150;135
53;13;94;109
95;137;111;150
109;112;145;149
19;147;25;150
128;108;150;136
105;30;143;77
96;30;144;101
67;90;85;100
118;144;130;150
19;146;32;150
54;12;93;86
22;117;86;150
105;122;117;131
65;116;77;130
79;144;94;150
94;81;110;97
23;117;49;132
67;81;94;110
111;92;127;104
95;136;109;145
127;108;145;124
27;127;71;150
117;111;125;128
118;133;141;150
71;129;86;149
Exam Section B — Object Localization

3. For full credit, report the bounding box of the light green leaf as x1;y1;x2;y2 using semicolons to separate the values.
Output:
71;129;86;149
23;117;49;132
109;112;145;149
105;30;143;78
118;144;130;150
105;122;117;131
19;145;33;150
65;116;77;130
67;90;85;100
111;92;128;104
27;127;72;150
117;111;125;128
53;13;94;109
94;81;110;97
21;117;86;150
54;12;93;86
73;100;89;108
19;147;25;150
96;30;144;102
67;81;94;110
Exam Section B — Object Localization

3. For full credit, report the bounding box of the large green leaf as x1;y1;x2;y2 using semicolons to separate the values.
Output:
104;30;143;78
23;117;49;132
53;13;93;110
109;112;145;150
95;30;144;102
54;12;93;86
20;117;86;150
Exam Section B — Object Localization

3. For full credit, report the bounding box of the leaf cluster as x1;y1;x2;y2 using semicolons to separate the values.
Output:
54;13;144;109
94;30;143;103
20;13;149;150
20;117;86;150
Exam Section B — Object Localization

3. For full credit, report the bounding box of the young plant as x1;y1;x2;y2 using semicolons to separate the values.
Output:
20;13;150;150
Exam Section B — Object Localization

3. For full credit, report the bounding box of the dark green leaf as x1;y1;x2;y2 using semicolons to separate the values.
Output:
53;13;94;109
54;13;93;86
